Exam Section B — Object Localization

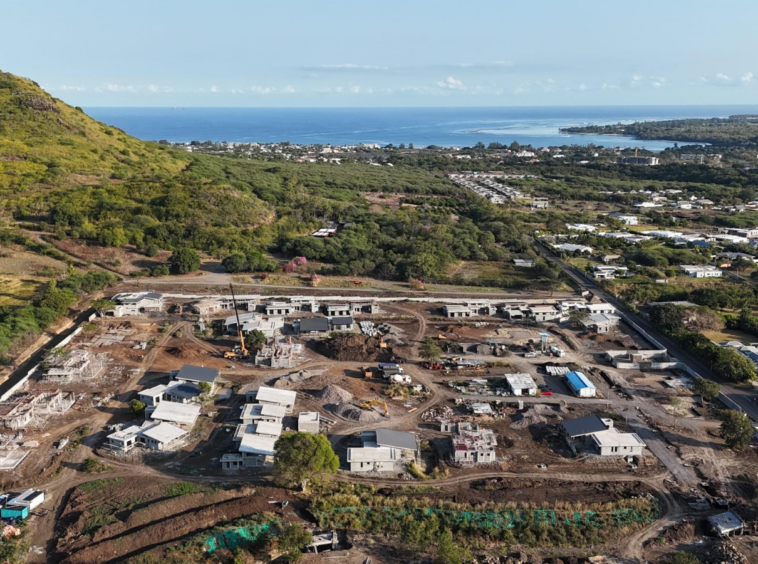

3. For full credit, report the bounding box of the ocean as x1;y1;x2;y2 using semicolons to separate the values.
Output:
84;105;758;150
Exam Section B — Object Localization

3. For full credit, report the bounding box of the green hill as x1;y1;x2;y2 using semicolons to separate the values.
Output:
0;71;187;191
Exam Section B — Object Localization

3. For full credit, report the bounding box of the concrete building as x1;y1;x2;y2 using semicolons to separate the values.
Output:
708;511;744;537
106;421;188;453
138;384;167;407
618;156;659;165
324;303;351;317
104;292;163;317
561;416;645;457
607;212;638;225
298;411;321;434
527;305;560;323
249;387;297;414
297;317;330;335
163;382;202;403
513;259;535;268
265;302;295;316
330;316;354;331
149;402;201;429
450;424;497;466
565;371;596;398
240;403;286;425
170;365;219;392
504;373;537;396
553;243;593;254
581;313;621;333
680;265;723;278
7;489;45;512
347;429;418;473
442;301;495;318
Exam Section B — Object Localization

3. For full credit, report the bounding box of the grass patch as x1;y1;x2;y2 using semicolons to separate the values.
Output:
78;478;124;494
81;457;113;474
165;482;203;497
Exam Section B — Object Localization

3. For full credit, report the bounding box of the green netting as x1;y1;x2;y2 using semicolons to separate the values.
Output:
203;521;278;553
318;506;656;530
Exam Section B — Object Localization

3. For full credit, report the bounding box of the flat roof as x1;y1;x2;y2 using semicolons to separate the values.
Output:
251;421;283;438
505;373;537;389
254;386;297;405
108;424;143;441
298;411;320;422
140;422;187;443
368;429;417;451
151;402;201;425
708;511;744;535
224;312;258;326
566;371;596;391
299;317;330;332
330;316;354;325
241;403;286;419
347;446;397;463
175;365;219;384
238;434;277;456
139;384;167;397
562;415;608;438
591;429;646;448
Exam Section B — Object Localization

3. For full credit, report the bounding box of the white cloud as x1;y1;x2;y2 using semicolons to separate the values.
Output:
146;84;159;93
105;83;136;92
302;63;388;72
48;85;86;92
349;85;361;94
716;73;730;81
601;83;620;90
578;83;587;91
514;82;530;94
283;85;296;94
742;72;754;83
210;85;218;93
436;76;466;90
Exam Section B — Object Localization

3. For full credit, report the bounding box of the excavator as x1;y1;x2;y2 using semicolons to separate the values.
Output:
359;400;388;416
223;283;250;360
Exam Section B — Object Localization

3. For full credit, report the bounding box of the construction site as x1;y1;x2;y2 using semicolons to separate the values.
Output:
0;284;754;563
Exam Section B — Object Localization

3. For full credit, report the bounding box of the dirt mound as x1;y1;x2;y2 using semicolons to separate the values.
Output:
274;369;320;388
510;405;561;429
316;334;395;362
330;402;383;422
315;384;353;403
166;344;208;359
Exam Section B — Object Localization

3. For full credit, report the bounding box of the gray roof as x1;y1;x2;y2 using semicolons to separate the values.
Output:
175;365;218;384
299;317;330;332
331;316;354;325
374;429;417;451
561;416;608;438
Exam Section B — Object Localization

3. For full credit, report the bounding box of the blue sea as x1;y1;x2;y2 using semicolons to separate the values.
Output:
85;105;758;150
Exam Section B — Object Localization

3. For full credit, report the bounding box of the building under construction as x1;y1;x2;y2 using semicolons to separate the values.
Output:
254;337;302;369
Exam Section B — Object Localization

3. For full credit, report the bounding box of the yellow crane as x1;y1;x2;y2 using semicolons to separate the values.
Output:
223;283;249;360
359;400;388;416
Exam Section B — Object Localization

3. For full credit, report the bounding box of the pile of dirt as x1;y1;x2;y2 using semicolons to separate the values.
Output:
331;402;383;422
273;369;320;389
661;522;696;544
166;344;208;359
316;334;395;362
315;384;354;403
510;405;561;430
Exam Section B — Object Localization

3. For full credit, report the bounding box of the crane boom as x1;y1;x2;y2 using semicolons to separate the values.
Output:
229;283;248;357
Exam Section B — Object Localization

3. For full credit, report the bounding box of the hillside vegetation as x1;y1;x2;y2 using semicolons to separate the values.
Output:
560;115;758;145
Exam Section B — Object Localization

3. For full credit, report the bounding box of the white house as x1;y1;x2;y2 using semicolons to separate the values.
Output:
504;373;537;396
240;403;285;425
298;411;321;434
149;402;201;429
553;243;593;254
679;265;723;278
249;387;297;414
104;292;163;317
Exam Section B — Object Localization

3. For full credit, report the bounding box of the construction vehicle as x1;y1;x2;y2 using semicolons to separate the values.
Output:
223;283;249;360
359;400;388;416
420;361;443;370
361;366;373;378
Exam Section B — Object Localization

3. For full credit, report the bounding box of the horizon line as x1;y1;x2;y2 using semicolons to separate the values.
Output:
81;103;758;110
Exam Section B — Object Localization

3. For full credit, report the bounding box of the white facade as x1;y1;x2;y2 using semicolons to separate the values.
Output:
680;265;723;278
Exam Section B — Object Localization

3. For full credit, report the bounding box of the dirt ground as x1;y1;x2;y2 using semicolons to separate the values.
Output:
53;477;300;563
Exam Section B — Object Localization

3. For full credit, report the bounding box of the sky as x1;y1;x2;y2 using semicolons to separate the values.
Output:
3;0;758;107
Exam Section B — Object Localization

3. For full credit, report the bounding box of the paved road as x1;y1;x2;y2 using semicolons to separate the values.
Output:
535;240;758;422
